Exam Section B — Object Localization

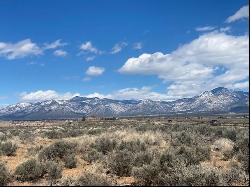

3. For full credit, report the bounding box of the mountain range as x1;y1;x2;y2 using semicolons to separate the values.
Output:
0;87;248;120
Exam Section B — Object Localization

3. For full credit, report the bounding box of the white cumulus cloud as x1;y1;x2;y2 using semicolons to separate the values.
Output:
84;87;178;101
111;87;175;101
226;5;249;23
80;41;101;54
119;31;249;99
0;39;69;60
53;49;68;57
20;90;80;102
0;39;42;60
85;92;111;99
44;39;67;50
86;66;105;76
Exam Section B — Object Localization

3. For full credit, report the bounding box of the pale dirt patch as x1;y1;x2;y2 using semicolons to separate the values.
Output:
116;176;135;185
8;180;48;186
34;137;54;146
62;167;83;179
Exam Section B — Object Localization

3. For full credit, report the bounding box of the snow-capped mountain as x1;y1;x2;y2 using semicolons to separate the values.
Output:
0;87;248;120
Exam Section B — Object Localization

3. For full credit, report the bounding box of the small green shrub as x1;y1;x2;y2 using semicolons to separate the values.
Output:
64;154;77;169
87;128;102;135
15;159;45;182
74;172;112;186
43;130;64;139
181;165;222;186
66;129;84;138
118;140;146;152
132;161;162;186
236;151;249;173
178;132;193;145
107;150;134;177
0;141;17;156
235;137;249;155
214;128;223;138
27;145;44;156
91;137;116;154
45;161;62;181
176;146;199;166
134;151;153;167
38;141;76;161
0;162;11;186
0;132;7;142
82;149;103;163
223;129;237;142
195;146;211;162
234;137;249;173
159;151;175;167
175;146;210;166
199;168;221;186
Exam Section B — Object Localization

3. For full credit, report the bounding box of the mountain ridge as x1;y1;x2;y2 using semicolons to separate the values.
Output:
0;87;248;120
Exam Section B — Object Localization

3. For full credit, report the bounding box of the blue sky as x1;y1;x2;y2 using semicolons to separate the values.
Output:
0;0;249;105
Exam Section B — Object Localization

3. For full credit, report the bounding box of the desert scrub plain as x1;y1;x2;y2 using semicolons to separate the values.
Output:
0;116;249;186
